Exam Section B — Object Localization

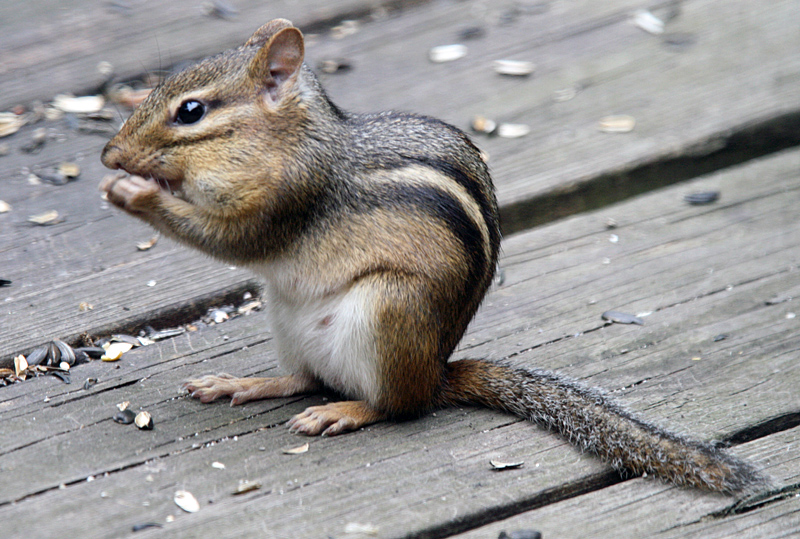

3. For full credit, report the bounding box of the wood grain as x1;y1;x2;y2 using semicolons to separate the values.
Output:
2;1;800;537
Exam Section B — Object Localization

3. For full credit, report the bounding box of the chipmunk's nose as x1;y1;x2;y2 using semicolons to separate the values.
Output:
100;142;124;170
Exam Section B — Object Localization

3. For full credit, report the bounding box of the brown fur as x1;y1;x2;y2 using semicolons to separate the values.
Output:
102;20;766;494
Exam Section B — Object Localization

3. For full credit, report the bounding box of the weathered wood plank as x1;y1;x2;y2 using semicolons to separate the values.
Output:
2;1;800;536
2;147;799;538
453;426;800;539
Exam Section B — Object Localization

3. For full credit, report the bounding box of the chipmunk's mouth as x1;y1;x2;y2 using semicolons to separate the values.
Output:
150;176;185;198
120;170;186;200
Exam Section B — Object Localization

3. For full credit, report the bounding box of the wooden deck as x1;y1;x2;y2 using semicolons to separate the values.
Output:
2;1;799;537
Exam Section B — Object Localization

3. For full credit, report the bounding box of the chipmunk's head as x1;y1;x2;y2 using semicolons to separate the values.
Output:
101;19;311;212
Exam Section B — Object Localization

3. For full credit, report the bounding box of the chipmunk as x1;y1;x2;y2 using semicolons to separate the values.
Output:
100;19;766;494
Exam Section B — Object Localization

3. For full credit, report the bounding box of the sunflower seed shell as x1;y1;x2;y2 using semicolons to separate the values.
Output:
493;60;535;76
471;115;497;135
135;411;154;430
101;341;133;361
52;94;105;114
490;459;525;470
497;123;531;138
282;443;310;455
429;44;468;63
598;115;636;133
684;191;720;205
53;339;76;365
26;346;49;366
233;480;262;495
601;310;644;325
0;112;24;138
174;490;200;513
28;210;61;226
633;9;665;34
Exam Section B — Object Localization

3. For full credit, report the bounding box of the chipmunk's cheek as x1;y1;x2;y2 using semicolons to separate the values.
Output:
183;175;226;207
171;179;198;205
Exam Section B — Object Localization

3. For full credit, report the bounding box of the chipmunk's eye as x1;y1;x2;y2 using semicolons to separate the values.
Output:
175;100;205;125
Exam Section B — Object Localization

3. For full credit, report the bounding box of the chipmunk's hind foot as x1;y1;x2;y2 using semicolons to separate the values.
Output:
288;401;387;436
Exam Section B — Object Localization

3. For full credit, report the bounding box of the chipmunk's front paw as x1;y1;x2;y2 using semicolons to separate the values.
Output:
182;373;242;404
287;401;386;437
100;174;161;213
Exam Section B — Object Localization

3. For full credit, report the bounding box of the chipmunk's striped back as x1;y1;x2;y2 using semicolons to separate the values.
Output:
343;111;501;351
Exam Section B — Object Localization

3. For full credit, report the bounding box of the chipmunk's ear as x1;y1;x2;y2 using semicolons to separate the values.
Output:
244;19;294;47
249;26;305;103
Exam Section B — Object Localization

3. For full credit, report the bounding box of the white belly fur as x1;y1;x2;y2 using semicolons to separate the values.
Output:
259;274;380;403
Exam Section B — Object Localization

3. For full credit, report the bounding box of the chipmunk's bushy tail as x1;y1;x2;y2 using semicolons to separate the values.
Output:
437;359;768;494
